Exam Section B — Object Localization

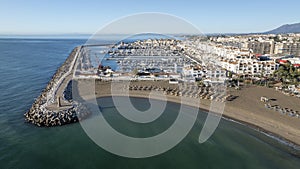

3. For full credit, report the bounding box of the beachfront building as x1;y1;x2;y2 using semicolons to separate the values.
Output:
280;57;300;64
184;37;280;77
205;69;227;80
278;57;300;69
219;55;279;76
182;65;204;78
183;35;283;77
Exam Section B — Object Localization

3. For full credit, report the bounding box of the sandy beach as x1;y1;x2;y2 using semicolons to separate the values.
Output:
224;86;300;146
89;80;300;146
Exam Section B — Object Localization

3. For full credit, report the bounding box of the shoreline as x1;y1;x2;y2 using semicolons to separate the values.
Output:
96;94;300;150
24;45;300;150
221;112;300;152
92;80;300;148
98;94;300;153
223;116;300;152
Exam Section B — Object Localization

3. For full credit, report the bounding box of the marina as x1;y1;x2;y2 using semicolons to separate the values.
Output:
2;0;300;168
1;38;299;169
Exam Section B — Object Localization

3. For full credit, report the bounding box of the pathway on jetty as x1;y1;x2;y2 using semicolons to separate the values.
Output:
46;46;81;110
25;46;89;126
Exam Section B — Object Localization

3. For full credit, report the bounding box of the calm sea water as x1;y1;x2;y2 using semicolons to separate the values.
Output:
0;38;299;169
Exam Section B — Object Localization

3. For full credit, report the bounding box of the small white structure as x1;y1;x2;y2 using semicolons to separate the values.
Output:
260;96;269;102
169;78;179;84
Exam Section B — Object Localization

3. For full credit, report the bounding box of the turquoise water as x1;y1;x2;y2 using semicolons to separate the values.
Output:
0;38;299;169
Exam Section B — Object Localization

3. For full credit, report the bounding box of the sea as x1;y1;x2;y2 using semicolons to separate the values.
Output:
0;37;299;169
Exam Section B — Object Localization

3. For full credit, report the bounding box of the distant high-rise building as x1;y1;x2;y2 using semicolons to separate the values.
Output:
248;41;274;55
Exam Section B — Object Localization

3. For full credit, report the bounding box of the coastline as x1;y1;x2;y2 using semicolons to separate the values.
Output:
98;94;300;152
24;45;300;149
93;80;300;148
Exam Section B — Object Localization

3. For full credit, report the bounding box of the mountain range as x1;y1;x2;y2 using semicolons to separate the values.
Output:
265;23;300;34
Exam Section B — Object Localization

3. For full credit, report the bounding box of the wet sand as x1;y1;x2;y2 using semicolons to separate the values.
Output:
91;80;300;146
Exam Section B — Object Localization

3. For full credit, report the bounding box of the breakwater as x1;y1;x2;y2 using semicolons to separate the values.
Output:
24;46;89;126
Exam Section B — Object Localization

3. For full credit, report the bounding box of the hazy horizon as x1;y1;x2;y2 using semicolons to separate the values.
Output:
0;22;298;36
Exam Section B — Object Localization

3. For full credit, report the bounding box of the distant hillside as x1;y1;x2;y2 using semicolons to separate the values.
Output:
265;23;300;34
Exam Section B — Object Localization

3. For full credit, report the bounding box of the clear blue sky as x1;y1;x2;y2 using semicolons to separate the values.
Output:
0;0;299;34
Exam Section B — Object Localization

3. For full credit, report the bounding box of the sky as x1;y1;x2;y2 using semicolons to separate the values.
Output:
0;0;299;35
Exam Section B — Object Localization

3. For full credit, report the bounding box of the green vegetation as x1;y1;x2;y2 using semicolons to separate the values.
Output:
273;62;300;85
270;35;282;42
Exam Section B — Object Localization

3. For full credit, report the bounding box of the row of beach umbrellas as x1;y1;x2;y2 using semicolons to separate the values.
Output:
127;85;233;102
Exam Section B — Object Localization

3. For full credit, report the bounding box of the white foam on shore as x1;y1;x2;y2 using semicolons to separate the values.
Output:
222;116;300;152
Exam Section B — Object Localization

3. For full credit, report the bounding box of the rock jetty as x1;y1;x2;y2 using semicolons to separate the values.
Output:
24;47;90;127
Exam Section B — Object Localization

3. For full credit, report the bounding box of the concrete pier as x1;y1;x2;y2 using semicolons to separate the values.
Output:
24;46;90;127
